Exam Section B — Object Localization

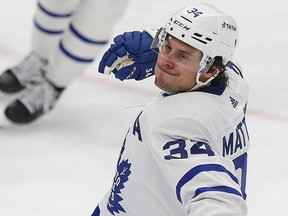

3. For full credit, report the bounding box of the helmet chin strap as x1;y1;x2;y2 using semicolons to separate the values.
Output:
190;58;220;91
190;56;218;91
190;70;219;91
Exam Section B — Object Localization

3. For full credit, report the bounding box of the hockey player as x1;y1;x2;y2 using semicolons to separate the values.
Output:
0;0;130;123
92;3;249;216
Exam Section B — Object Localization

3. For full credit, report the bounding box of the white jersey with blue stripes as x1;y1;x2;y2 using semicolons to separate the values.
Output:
92;61;249;216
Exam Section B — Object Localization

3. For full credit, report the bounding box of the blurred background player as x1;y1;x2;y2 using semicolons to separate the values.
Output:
0;0;130;123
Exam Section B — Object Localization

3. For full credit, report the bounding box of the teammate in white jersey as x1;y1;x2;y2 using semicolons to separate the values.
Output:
0;0;130;123
92;3;249;216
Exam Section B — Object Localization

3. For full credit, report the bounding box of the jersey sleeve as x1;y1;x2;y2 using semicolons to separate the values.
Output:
148;117;248;216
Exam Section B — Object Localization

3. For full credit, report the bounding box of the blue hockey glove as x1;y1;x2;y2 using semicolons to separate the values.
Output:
98;31;158;81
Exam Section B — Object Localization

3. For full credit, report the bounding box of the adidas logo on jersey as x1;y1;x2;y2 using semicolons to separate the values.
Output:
230;96;238;108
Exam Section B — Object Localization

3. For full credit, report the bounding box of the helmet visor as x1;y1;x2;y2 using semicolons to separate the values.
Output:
151;28;203;71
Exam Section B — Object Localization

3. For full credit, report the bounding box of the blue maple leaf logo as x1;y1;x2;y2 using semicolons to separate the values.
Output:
107;159;131;215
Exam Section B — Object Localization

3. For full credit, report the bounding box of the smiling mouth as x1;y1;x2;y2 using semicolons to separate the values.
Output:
157;64;178;76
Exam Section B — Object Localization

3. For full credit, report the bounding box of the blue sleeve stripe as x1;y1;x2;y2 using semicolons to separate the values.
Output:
69;24;108;45
192;186;243;199
176;164;239;203
91;205;100;216
34;19;64;35
38;2;73;18
59;41;94;63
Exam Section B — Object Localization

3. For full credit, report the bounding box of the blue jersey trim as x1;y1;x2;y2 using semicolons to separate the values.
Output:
59;41;94;63
196;80;226;95
162;92;170;97
38;2;73;18
91;205;100;216
69;24;108;45
193;185;243;199
176;164;240;203
161;80;226;97
227;61;243;78
34;19;64;35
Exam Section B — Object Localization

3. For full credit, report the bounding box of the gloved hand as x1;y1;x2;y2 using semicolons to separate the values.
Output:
98;31;158;81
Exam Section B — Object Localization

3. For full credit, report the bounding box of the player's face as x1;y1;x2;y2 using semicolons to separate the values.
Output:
154;36;203;94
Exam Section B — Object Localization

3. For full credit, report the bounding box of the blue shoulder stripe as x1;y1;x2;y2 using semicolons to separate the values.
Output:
176;164;240;203
69;24;108;45
38;2;73;18
193;185;243;199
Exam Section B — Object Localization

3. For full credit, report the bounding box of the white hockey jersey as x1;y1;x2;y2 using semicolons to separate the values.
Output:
92;61;250;216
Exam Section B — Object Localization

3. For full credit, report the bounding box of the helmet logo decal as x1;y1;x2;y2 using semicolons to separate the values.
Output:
187;8;203;18
173;20;190;31
222;22;237;31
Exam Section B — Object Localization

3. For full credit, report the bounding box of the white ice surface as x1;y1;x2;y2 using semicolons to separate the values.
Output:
0;0;288;215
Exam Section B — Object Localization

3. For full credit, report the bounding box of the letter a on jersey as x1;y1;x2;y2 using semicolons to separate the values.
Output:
133;111;143;142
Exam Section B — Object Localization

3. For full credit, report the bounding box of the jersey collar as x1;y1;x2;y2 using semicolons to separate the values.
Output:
196;80;226;95
161;80;226;97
